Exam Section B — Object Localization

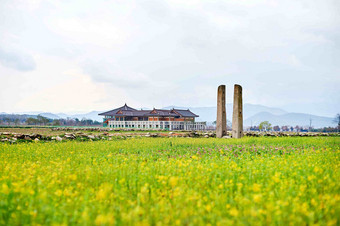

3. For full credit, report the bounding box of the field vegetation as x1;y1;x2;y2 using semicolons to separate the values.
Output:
0;137;339;225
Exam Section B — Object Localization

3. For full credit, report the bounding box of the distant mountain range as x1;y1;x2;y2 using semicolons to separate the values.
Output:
244;112;333;128
164;104;287;123
38;111;102;121
163;104;334;128
1;104;336;128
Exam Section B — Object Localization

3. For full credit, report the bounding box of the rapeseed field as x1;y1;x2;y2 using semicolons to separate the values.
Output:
0;137;339;225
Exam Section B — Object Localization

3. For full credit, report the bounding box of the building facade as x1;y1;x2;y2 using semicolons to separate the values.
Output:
99;104;206;130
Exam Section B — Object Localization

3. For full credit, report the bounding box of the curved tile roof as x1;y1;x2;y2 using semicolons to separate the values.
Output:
98;104;137;116
99;104;199;117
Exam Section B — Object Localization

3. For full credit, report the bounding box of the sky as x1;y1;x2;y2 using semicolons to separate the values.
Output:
0;0;339;117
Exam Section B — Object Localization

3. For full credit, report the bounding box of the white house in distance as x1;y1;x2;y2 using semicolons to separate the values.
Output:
98;104;206;131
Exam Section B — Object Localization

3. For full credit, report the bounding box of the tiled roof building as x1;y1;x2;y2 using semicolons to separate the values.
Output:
98;104;205;130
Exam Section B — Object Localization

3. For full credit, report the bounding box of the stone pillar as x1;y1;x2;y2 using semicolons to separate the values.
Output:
232;84;243;138
216;85;227;138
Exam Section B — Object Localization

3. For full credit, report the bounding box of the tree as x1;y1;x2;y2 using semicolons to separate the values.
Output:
273;125;280;131
53;119;61;126
281;126;289;131
294;125;301;132
334;113;340;132
37;115;49;125
259;121;272;131
309;117;313;132
93;120;101;125
227;120;232;130
4;117;10;125
211;120;231;128
26;117;38;125
14;118;20;125
75;118;80;126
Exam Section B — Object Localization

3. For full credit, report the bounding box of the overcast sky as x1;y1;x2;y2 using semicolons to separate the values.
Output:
0;0;339;116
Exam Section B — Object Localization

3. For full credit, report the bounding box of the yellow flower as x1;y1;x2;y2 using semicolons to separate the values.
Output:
55;189;63;197
95;214;114;225
119;178;126;185
327;219;337;226
230;208;239;217
251;208;258;217
1;184;10;195
30;210;37;218
252;183;261;192
82;210;89;221
96;183;113;201
308;175;315;181
28;189;35;195
169;177;178;188
134;206;145;216
272;172;281;183
300;185;306;193
69;174;77;181
141;183;149;194
253;194;262;203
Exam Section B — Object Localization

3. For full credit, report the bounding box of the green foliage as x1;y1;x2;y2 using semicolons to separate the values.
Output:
37;115;49;125
0;137;339;225
52;119;61;126
26;117;38;125
334;113;340;129
259;121;272;131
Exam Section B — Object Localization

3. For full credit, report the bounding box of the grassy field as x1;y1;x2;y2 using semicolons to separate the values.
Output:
0;137;339;225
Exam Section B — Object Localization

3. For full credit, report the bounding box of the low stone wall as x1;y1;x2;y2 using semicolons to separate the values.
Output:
243;131;339;137
1;130;339;143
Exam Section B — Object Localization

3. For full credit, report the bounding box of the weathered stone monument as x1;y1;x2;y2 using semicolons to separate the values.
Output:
232;84;243;138
216;85;227;138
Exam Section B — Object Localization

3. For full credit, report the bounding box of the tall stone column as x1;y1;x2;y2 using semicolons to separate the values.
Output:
232;84;243;138
216;85;227;138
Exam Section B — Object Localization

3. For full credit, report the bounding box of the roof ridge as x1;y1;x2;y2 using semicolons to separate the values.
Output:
99;105;198;117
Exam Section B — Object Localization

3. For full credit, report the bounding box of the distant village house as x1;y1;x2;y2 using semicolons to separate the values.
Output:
98;104;206;130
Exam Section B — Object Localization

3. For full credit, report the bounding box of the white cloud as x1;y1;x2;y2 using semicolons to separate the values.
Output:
16;72;108;112
0;0;339;116
0;48;36;71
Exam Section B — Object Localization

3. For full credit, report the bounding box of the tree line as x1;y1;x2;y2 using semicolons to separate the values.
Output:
211;113;340;132
0;115;101;126
249;118;340;132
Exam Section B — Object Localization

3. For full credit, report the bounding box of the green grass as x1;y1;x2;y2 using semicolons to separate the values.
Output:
0;137;339;225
